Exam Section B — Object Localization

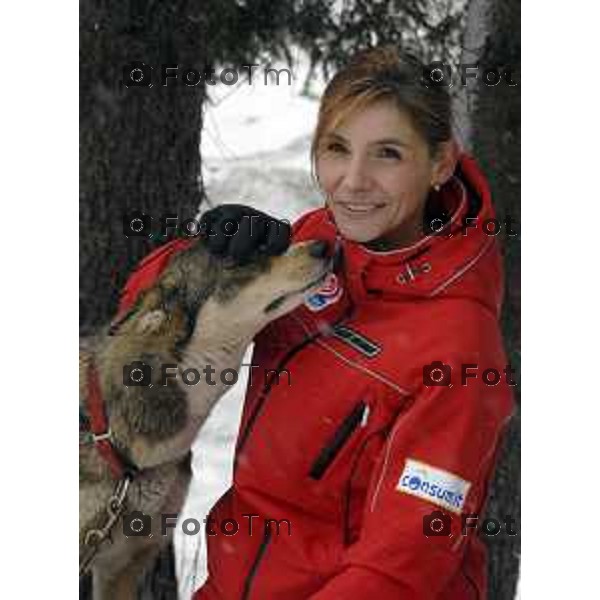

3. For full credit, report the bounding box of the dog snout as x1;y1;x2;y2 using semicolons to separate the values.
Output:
307;240;330;259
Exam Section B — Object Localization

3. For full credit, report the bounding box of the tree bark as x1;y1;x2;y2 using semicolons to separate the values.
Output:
80;0;207;336
454;0;492;151
466;0;521;597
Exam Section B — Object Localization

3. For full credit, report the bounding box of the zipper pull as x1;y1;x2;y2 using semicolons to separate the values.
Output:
360;404;370;427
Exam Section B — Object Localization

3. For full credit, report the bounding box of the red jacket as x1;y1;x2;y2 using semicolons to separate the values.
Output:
119;155;514;600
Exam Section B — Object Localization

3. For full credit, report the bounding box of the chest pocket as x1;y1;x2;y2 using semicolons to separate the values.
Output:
306;383;411;493
308;400;368;481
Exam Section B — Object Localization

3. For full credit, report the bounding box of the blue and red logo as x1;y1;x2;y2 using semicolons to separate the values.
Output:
304;273;343;312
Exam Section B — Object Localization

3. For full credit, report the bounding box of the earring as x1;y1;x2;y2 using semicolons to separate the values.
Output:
432;183;441;192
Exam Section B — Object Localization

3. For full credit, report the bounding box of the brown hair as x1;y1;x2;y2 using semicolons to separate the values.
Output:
311;46;453;166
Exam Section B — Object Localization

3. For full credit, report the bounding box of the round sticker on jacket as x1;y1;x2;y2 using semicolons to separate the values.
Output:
304;272;343;312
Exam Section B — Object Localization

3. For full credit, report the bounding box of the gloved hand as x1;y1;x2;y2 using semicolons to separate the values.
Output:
199;204;291;263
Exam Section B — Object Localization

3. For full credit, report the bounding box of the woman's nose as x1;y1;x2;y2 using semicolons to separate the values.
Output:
343;156;370;191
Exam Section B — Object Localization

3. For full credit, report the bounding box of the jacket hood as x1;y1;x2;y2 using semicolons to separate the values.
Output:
293;154;505;317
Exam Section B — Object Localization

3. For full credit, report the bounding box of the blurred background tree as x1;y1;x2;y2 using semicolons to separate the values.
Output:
80;0;519;597
459;0;521;597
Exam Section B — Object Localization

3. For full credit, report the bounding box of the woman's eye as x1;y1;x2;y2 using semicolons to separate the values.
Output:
377;146;402;160
325;142;348;154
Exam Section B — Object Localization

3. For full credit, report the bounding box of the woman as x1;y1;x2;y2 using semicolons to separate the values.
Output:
120;47;514;599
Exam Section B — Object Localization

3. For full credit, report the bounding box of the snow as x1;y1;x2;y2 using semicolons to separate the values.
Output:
174;50;326;599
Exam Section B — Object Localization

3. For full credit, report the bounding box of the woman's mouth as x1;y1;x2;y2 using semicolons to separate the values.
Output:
336;202;386;216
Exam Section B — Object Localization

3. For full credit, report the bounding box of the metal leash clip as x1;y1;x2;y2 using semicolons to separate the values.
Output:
80;474;134;578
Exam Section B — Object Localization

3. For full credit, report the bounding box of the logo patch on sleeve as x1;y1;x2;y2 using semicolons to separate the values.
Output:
396;459;471;514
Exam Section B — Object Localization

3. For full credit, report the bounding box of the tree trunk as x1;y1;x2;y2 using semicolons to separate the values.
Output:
80;0;207;336
80;1;208;597
465;0;521;597
454;0;492;152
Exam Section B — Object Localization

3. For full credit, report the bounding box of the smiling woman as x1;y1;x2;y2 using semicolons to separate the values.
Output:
315;101;456;247
312;47;458;249
119;45;515;600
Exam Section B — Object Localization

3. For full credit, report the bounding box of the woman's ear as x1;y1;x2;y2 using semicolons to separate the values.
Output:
431;139;460;187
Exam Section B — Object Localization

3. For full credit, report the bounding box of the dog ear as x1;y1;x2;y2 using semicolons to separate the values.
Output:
108;304;139;336
107;287;160;336
135;309;168;335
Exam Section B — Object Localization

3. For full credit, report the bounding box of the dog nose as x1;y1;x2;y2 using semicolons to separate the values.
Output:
308;240;329;259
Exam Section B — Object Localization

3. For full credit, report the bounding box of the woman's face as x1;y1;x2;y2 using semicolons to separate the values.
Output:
316;99;451;247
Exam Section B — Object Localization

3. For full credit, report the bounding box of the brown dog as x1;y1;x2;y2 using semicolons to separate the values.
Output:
79;237;330;599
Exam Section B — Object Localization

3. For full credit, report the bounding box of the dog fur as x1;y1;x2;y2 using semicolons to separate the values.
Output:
79;237;330;599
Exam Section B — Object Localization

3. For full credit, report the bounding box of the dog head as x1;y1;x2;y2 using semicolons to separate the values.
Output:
112;238;333;347
195;239;332;337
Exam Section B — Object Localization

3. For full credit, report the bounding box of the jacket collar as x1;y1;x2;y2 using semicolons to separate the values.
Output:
296;154;504;317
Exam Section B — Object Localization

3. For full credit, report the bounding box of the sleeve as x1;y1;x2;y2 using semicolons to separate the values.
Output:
308;355;514;600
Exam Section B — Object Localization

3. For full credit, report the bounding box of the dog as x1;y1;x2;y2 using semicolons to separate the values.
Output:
79;236;331;599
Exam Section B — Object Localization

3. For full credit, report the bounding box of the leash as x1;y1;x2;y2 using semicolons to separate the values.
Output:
79;473;133;578
80;359;140;577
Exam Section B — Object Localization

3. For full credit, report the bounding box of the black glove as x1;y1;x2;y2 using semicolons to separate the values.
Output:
199;204;291;263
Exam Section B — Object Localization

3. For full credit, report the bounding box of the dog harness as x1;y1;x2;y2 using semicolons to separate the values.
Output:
80;361;139;479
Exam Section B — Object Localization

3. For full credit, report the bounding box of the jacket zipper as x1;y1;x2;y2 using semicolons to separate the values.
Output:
240;526;272;600
236;332;323;599
235;301;355;462
309;400;367;480
237;307;355;598
235;331;323;463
